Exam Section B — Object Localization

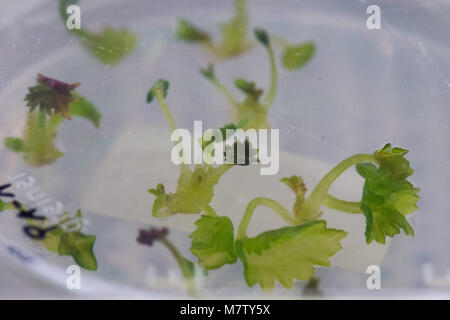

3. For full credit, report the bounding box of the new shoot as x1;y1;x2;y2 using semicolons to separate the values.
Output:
200;28;277;129
137;227;202;295
146;79;251;218
4;74;101;167
175;0;252;59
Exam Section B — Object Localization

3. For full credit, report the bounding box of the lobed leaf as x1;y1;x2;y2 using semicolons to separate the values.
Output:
43;226;98;271
236;220;347;290
176;19;210;42
25;74;80;120
148;165;226;217
40;210;98;270
190;215;237;269
356;144;419;244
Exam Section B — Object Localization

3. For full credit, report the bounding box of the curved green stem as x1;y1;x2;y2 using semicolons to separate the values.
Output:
155;93;189;169
237;197;295;240
271;35;290;49
160;237;197;296
296;153;376;223
262;44;277;109
155;94;190;174
156;95;177;132
323;194;362;214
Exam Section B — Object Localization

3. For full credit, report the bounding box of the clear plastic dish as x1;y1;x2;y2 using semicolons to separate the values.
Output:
0;0;449;298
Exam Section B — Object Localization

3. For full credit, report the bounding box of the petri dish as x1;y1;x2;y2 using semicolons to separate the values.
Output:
0;0;449;298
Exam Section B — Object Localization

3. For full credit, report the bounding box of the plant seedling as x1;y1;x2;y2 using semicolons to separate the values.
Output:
176;0;252;59
4;74;101;167
59;0;137;66
231;144;419;289
38;209;98;271
145;79;420;290
145;79;254;218
200;28;277;129
0;198;98;271
200;28;317;130
137;227;203;295
272;35;316;70
176;0;316;69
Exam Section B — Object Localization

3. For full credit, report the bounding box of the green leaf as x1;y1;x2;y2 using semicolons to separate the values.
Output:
200;64;216;81
219;0;249;56
356;144;419;244
176;19;210;42
175;1;251;57
43;227;98;271
57;231;98;271
234;78;263;101
59;1;137;66
282;42;316;70
42;227;63;253
40;210;98;270
146;79;170;104
70;94;101;128
148;183;169;217
254;28;269;47
0;199;13;212
190;215;237;269
148;165;227;217
374;143;414;179
0;199;15;213
25;74;80;120
76;27;137;66
4;137;23;152
236;220;347;290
